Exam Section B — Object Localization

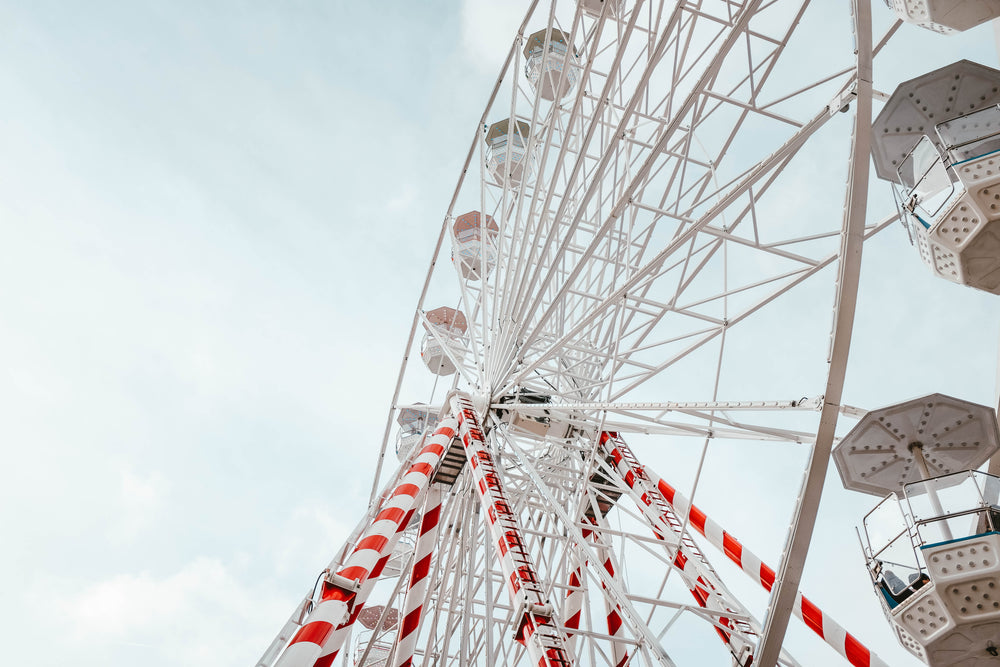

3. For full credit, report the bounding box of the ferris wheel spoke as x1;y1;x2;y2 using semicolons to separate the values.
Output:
509;84;837;374
506;2;694;338
502;434;680;667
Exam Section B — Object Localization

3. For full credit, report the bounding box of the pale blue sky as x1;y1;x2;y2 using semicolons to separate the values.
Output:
2;2;1000;666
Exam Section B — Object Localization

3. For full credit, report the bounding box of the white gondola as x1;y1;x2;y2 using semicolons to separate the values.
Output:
395;404;437;461
523;28;579;102
484;118;535;185
451;211;499;281
872;60;1000;293
419;307;468;376
835;394;1000;665
884;0;1000;34
351;606;398;667
578;0;621;17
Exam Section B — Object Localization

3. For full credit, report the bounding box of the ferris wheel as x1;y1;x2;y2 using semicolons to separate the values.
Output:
259;1;1000;666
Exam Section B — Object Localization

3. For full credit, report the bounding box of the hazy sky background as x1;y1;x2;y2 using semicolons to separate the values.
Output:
2;2;1000;666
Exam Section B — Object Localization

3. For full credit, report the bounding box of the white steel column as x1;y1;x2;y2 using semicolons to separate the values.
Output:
756;0;873;664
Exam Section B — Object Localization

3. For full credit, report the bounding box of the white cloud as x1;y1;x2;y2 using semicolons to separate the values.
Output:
116;468;168;538
460;0;529;73
43;558;286;667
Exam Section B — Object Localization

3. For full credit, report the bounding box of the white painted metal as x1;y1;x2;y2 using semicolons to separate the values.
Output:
886;0;1000;34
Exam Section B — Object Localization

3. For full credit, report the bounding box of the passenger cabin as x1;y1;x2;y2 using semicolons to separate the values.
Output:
523;28;579;101
579;0;621;17
352;605;398;667
395;404;436;461
495;388;576;440
485;118;535;185
885;0;1000;34
452;211;499;281
861;471;1000;665
871;60;1000;294
420;307;468;376
834;393;1000;665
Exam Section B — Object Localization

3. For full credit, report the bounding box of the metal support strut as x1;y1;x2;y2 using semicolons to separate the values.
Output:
449;391;574;667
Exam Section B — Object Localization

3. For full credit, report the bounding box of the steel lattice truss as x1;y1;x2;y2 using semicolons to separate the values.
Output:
255;0;952;666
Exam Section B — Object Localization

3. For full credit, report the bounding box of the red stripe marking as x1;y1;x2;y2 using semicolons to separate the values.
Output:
845;632;871;667
656;479;676;504
319;584;353;602
800;595;824;638
411;553;432;581
314;655;335;667
568;571;581;588
603;558;616;577
369;553;391;578
290;620;333;646
356;534;389;554
419;443;445;457
408;461;433;477
434;425;455;438
392;483;420;499
399;605;422;638
689;506;707;536
673;551;688;570
375;507;406;524
760;563;776;592
420;504;440;533
337;565;369;581
564;610;582;630
607;610;623;636
722;532;742;567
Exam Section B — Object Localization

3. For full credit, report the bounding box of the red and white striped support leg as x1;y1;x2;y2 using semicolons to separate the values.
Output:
583;518;629;667
597;433;755;665
561;541;586;653
274;419;458;667
645;468;889;667
311;568;386;667
449;393;573;667
392;486;443;667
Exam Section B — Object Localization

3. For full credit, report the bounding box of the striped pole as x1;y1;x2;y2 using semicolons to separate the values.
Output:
583;518;629;667
312;457;436;667
598;433;756;663
275;419;458;667
311;565;387;667
561;541;587;651
449;393;573;667
636;448;889;667
258;447;428;667
562;521;628;667
392;486;444;667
